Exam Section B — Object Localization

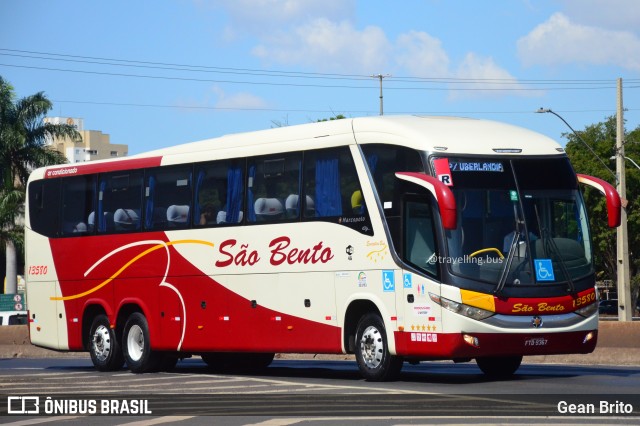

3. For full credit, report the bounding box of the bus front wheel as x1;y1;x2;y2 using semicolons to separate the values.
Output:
354;313;403;381
89;314;124;372
476;355;522;378
122;312;160;373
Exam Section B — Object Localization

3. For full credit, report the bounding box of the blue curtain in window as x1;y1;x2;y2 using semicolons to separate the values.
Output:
574;206;583;242
193;170;205;222
247;164;256;222
98;179;107;232
366;154;378;175
226;166;243;223
145;175;156;229
316;157;341;217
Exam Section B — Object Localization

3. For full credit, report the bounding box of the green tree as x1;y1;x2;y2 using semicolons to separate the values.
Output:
564;115;640;308
316;114;346;122
0;76;78;294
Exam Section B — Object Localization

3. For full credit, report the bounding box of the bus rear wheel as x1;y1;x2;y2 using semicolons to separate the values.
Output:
354;313;403;381
122;312;160;373
476;355;522;378
89;314;124;372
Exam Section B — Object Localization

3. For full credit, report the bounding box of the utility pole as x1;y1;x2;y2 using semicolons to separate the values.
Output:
615;77;633;321
371;74;390;115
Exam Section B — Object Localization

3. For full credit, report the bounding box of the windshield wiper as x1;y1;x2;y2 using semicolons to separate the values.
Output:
535;206;576;293
494;230;520;295
542;229;576;293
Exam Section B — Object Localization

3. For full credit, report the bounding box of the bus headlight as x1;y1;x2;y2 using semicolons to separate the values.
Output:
429;293;494;321
575;301;599;318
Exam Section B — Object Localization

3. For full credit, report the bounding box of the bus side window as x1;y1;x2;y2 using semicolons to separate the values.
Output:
194;159;244;227
361;144;424;245
404;199;438;278
99;171;144;233
61;175;96;236
303;146;366;218
28;179;60;238
360;144;423;214
144;166;192;230
247;153;301;223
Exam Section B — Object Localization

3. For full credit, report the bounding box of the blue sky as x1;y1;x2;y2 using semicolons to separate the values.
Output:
1;0;639;156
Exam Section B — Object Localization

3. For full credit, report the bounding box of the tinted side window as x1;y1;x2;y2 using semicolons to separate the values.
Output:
304;146;365;218
98;172;144;233
144;166;192;230
28;179;60;238
61;175;96;236
404;199;438;278
194;159;244;226
360;144;424;215
247;153;301;223
303;146;373;235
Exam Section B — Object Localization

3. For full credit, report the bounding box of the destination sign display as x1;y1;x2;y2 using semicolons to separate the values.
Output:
449;161;504;172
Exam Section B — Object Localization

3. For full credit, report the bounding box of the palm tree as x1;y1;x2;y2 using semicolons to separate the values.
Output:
0;76;79;294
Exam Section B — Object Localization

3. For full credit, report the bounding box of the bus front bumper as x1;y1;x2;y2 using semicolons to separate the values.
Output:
394;329;598;360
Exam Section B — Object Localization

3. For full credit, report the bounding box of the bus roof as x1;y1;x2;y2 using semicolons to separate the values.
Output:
154;115;562;156
32;115;563;180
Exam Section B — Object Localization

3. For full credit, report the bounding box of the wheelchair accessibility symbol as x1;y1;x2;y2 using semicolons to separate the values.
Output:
534;259;555;282
382;270;395;292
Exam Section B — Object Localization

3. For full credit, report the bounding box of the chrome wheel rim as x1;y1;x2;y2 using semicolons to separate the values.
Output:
359;325;383;369
92;325;111;362
127;324;144;362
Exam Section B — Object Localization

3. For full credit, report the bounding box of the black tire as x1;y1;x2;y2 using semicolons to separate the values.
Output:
354;313;403;381
201;352;229;372
89;314;125;372
158;354;179;372
122;312;160;373
476;355;523;378
242;352;275;371
202;352;275;373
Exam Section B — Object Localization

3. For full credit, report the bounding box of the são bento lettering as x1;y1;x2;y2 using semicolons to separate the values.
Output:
215;236;334;268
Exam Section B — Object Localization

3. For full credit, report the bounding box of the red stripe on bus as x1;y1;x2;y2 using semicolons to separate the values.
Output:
44;156;163;179
493;287;596;315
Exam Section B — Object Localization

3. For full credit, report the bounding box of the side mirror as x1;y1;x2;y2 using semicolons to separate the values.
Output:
577;174;621;228
395;172;457;230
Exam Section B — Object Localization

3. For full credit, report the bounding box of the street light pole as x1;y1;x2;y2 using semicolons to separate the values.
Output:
536;108;617;183
614;78;633;321
371;74;390;116
622;156;640;171
537;100;632;321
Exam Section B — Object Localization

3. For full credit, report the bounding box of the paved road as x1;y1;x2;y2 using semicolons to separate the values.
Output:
1;357;639;424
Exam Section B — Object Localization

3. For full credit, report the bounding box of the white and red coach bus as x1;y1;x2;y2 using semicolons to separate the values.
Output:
25;115;620;380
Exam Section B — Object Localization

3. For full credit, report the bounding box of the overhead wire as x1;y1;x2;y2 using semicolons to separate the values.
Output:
1;47;638;116
0;48;635;91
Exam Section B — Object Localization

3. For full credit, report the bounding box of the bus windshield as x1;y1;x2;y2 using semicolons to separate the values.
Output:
437;156;592;288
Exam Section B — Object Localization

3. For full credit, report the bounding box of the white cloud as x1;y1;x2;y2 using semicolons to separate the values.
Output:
559;0;640;32
175;86;268;111
211;86;268;110
211;0;353;37
210;1;532;99
517;12;640;70
395;31;449;78
451;53;536;99
253;21;530;98
252;18;391;74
